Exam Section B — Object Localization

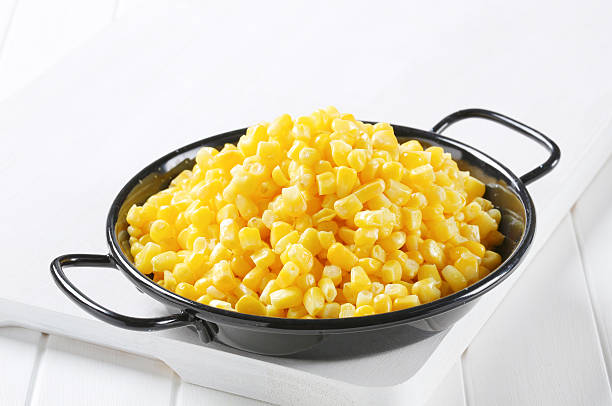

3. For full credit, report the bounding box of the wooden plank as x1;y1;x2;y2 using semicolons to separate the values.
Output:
424;361;466;406
30;335;175;406
176;381;270;406
0;0;116;101
0;327;43;405
572;156;612;384
462;216;612;405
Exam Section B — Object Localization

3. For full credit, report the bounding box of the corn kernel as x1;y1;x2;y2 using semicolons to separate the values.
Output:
336;166;358;198
320;302;341;318
334;194;363;220
482;250;502;270
235;295;266;316
393;295;420;310
355;305;376;317
412;277;441;303
441;265;468;292
381;260;402;283
175;282;199;301
328;243;358;270
303;287;325;316
270;287;303;309
339;303;356;318
350;266;372;292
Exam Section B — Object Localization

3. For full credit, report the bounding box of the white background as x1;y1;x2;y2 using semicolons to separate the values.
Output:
0;1;611;405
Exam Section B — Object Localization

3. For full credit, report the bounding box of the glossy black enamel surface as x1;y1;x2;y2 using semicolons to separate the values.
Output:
51;109;560;357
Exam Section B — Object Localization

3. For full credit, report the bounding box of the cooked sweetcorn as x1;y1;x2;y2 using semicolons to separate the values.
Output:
127;107;506;318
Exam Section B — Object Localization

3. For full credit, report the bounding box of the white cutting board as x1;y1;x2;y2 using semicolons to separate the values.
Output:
1;2;612;404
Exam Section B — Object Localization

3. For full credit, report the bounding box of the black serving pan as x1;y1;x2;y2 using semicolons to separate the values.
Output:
51;109;559;357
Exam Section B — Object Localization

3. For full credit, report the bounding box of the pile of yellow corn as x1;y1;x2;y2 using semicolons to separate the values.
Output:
126;107;504;319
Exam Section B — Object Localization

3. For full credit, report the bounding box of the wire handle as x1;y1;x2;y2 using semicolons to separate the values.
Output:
50;253;213;342
432;108;560;185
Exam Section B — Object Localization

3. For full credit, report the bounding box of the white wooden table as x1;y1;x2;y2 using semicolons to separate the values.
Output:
1;1;611;405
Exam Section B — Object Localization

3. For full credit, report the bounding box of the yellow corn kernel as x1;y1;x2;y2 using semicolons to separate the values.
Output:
209;299;233;311
271;166;289;187
441;265;468;292
461;240;486;258
160;271;177;291
354;227;379;247
281;186;307;217
238;227;261;251
381;260;402;283
273;230;299;254
316;172;336;196
322;265;343;286
242;266;267;291
408;164;435;190
312;207;336;224
296;228;321;257
270;221;292;247
206;284;226;300
256;140;282;162
420;239;446;268
366;193;392;210
299;147;321;167
371;244;386;263
337;227;355;245
219;218;240;250
350;266;372;292
355;304;376;317
196;294;213;305
173;263;196;285
235;295;266;316
379;231;407;252
401;207;422;232
455;252;479;283
372;293;392;313
339;303;356;318
175;282;199;301
471;211;498;238
354;179;386;203
194;277;212;297
412;277;441;303
354;209;385;228
320;302;341;318
235;194;258;219
270;287;303;309
303;287;325;316
149;220;172;244
211;260;236;291
428;218;459;242
151;251;179;273
483;229;505;248
330;140;352;166
393;295;420;310
357;257;382;276
399;150;429;169
334;194;363;220
464;176;486;200
418;264;441;283
328;243;358;270
259;279;280;305
277;261;301;288
286;243;314;273
335;166;357;198
442;189;466;214
356;290;374;307
317;230;336;250
347;149;368;171
481;250;502;270
384;283;409;299
266;304;285;318
250;247;275;269
209;243;231;264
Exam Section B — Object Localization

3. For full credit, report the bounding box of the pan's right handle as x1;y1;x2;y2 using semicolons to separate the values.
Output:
432;108;560;185
50;253;213;342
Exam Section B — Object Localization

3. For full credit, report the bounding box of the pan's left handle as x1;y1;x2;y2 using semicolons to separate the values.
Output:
50;253;213;342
